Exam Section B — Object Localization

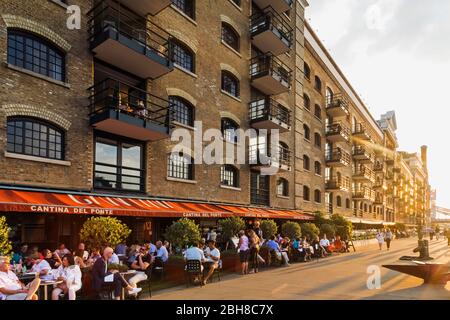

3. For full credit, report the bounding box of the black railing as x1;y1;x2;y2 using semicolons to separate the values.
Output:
88;78;174;127
249;97;291;126
326;177;350;190
326;122;351;137
94;161;144;191
326;93;349;111
325;148;351;164
353;146;374;160
250;6;293;47
250;54;292;86
250;188;270;206
249;144;291;168
353;187;375;201
353;123;370;137
353;166;375;182
88;0;172;59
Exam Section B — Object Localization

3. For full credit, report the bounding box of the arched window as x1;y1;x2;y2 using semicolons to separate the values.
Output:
326;87;334;102
304;62;311;80
346;198;351;209
364;204;368;212
303;186;310;201
303;94;310;110
169;96;194;127
314;132;322;148
221;118;239;143
7;117;64;160
221;165;239;187
221;71;240;98
279;141;289;163
337;196;342;207
314;189;322;203
303;155;310;171
314;76;322;92
172;0;195;19
277;178;289;197
221;23;240;52
303;124;310;140
7;30;65;81
314;104;321;119
167;152;193;180
314;161;321;175
170;39;195;72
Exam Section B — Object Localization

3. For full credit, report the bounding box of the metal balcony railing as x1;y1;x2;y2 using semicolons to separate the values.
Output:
326;122;351;138
249;97;291;127
250;54;292;87
325;148;351;165
250;6;293;47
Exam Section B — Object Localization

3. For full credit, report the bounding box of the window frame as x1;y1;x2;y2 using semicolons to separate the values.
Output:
303;124;311;141
303;154;310;171
314;75;322;93
221;117;239;143
277;178;289;197
169;96;195;127
303;185;310;202
221;164;239;188
170;39;195;73
221;22;240;52
314;189;322;203
167;152;194;181
221;70;240;98
172;0;196;20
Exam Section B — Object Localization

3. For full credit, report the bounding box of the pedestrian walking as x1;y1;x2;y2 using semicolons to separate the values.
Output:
375;230;384;251
238;230;249;275
384;229;393;251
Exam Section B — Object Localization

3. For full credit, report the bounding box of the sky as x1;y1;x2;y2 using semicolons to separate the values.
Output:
305;0;450;208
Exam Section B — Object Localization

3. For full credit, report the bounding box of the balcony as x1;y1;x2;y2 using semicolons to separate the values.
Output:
325;149;351;167
373;179;386;190
250;54;291;95
374;195;384;205
352;123;371;141
325;122;351;143
88;2;173;79
120;0;171;16
249;97;291;132
249;144;291;172
326;177;351;191
250;7;292;55
353;188;376;202
352;146;375;163
326;93;350;118
252;0;293;13
353;166;376;183
373;163;384;172
88;78;173;141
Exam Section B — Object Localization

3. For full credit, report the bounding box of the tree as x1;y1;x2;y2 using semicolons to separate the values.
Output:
0;216;12;256
164;218;201;249
314;211;329;228
260;220;278;240
320;223;336;238
281;221;301;240
79;216;131;249
218;216;245;240
330;214;353;239
300;223;320;239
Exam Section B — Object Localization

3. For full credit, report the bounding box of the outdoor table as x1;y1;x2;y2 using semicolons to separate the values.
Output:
120;270;137;300
39;280;63;300
18;272;37;284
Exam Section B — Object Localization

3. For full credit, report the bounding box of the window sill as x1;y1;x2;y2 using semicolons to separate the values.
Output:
277;195;290;200
221;90;241;102
174;64;198;78
170;4;198;26
220;185;241;191
166;177;197;184
173;121;196;131
4;151;71;166
6;63;70;89
228;0;243;12
49;0;69;9
221;40;242;58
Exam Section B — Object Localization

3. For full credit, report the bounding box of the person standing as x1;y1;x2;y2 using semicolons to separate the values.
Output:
238;230;249;275
375;230;384;251
384;229;393;251
248;230;260;274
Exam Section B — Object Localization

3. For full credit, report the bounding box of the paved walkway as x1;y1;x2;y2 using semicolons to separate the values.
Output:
150;238;449;300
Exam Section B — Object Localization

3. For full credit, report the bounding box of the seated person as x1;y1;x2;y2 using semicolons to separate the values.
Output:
51;254;82;300
300;237;312;261
155;241;169;264
30;253;53;280
333;235;347;253
128;246;151;289
184;242;206;273
86;247;101;267
266;236;289;266
54;243;70;258
73;243;89;262
203;240;220;285
108;251;120;265
92;247;141;300
319;234;332;253
0;256;40;300
311;236;324;258
42;249;58;269
147;242;157;256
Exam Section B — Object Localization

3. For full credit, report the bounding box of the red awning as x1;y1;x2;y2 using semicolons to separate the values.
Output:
0;189;313;221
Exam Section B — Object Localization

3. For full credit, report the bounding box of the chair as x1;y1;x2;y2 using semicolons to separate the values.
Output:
269;250;283;267
152;257;165;281
185;260;203;288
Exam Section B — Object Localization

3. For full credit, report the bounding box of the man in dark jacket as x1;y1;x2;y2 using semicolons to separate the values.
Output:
92;247;141;299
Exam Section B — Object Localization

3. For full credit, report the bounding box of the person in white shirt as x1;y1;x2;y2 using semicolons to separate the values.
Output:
155;241;169;263
0;256;40;300
376;230;385;250
73;243;89;261
54;243;70;258
108;252;120;264
319;234;331;253
51;254;82;300
30;253;53;280
184;242;206;272
203;240;220;285
147;242;157;256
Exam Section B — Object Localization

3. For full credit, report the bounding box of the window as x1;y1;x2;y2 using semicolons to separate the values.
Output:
314;161;321;175
230;0;241;6
251;172;269;206
221;165;239;187
221;23;240;52
303;186;310;201
314;104;321;119
277;178;289;197
168;153;193;180
346;198;351;209
7;116;64;160
314;132;321;148
169;96;194;127
172;0;195;19
304;62;311;80
303;155;310;171
303;124;310;140
221;118;239;143
303;94;310;110
170;39;195;72
7;30;65;81
326;87;334;102
314;76;322;92
94;135;144;191
314;189;322;203
279;141;289;163
337;196;342;207
221;71;240;98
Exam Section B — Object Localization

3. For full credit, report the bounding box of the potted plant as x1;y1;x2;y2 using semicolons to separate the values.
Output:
260;219;278;240
79;216;131;250
281;221;302;240
0;216;12;256
300;223;320;239
164;218;201;250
